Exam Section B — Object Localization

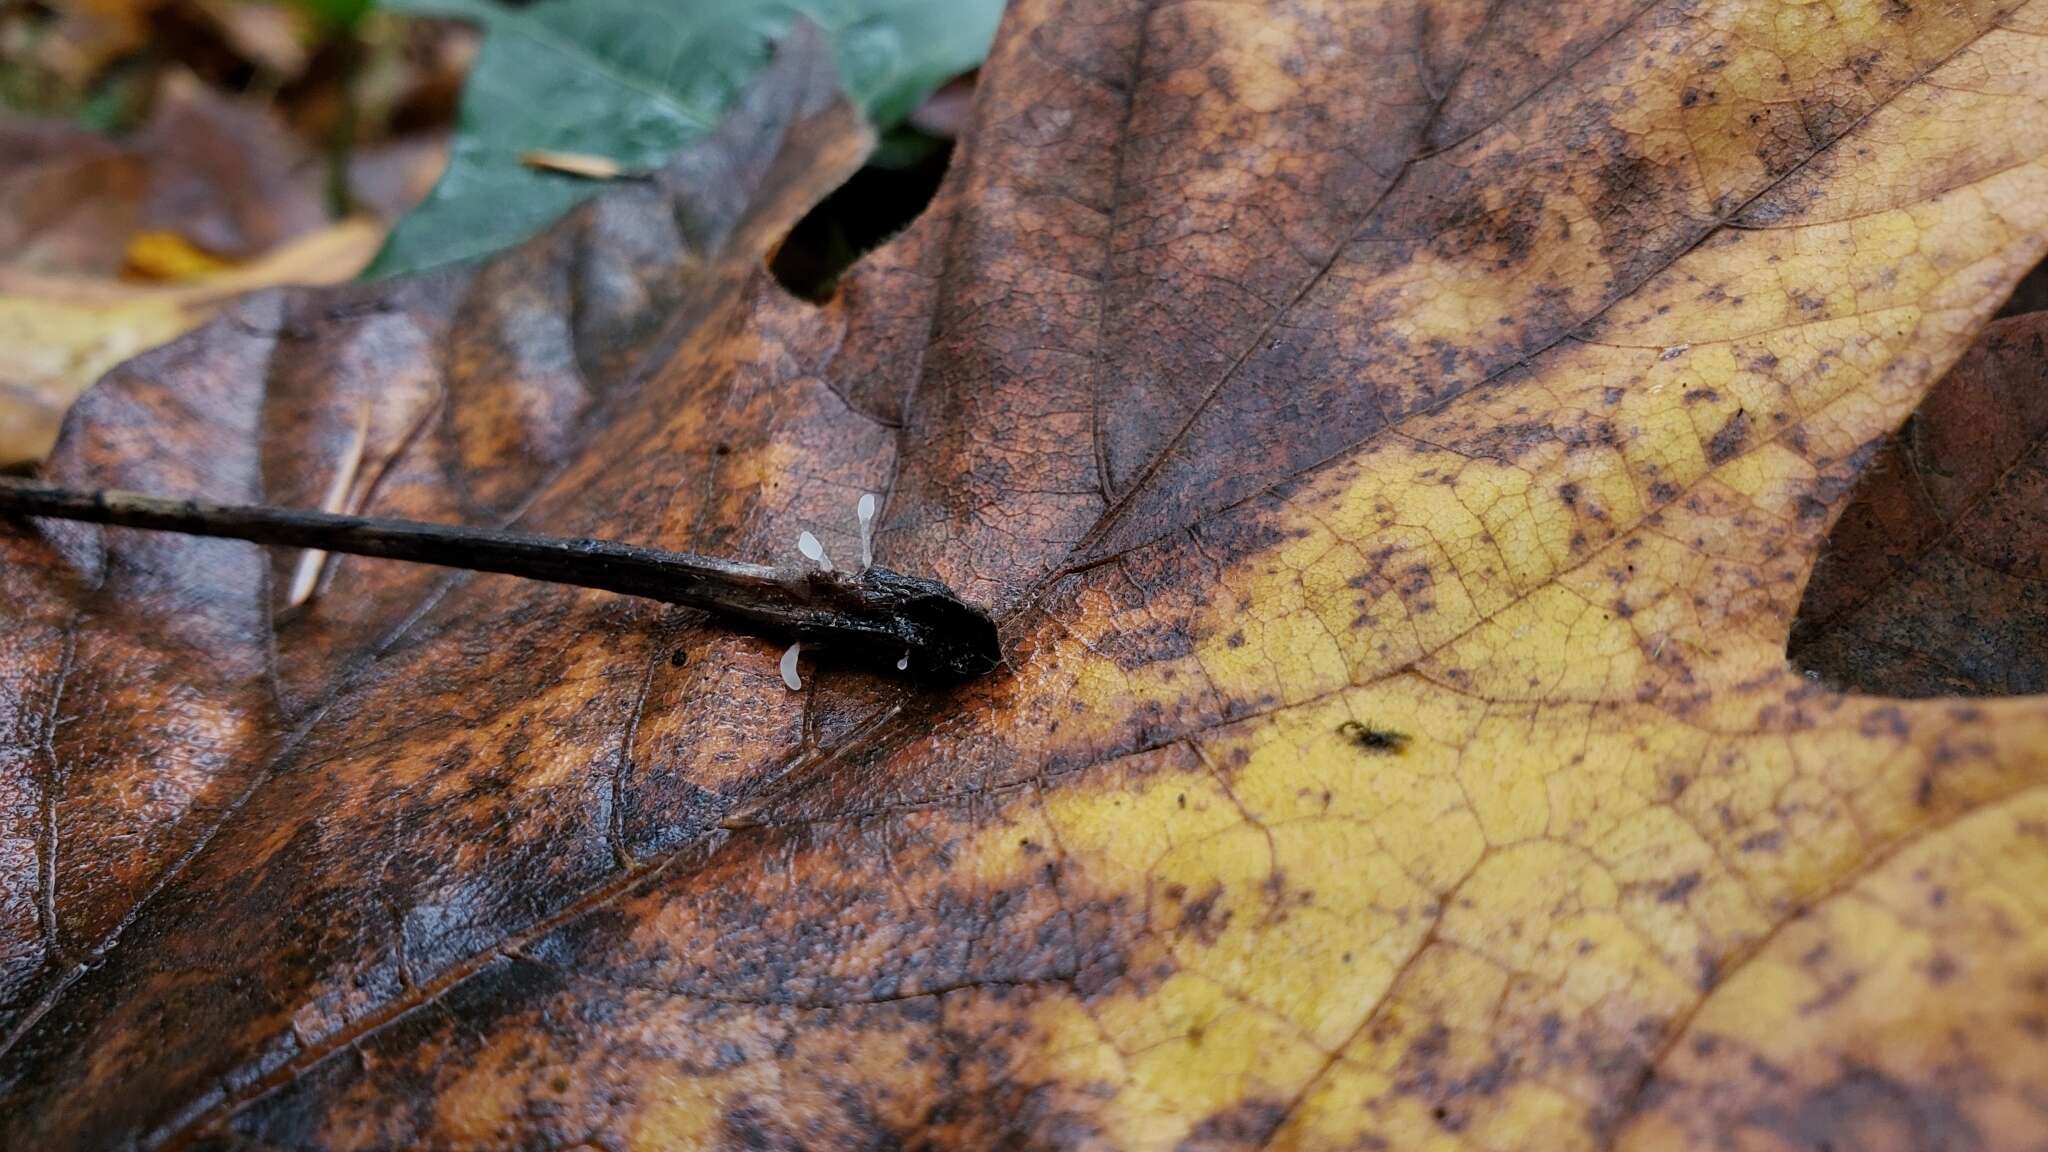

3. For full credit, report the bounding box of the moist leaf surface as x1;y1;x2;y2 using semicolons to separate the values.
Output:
5;3;2048;1149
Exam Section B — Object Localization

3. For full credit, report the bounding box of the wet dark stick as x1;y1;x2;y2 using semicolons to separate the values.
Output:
0;477;1001;680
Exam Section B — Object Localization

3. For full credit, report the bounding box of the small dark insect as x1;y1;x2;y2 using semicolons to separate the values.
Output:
1336;719;1410;754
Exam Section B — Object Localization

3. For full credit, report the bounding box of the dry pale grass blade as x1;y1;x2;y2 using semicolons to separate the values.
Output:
283;401;374;609
519;149;626;181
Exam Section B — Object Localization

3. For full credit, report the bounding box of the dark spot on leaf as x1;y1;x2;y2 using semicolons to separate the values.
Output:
1176;1097;1294;1151
1174;883;1230;946
1656;871;1701;904
1743;1062;1982;1152
1707;410;1750;464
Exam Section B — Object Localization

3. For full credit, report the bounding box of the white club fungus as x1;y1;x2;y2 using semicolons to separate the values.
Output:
856;493;878;570
796;530;833;572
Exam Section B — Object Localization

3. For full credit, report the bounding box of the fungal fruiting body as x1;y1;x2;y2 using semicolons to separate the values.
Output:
770;493;981;686
856;493;878;571
796;531;833;572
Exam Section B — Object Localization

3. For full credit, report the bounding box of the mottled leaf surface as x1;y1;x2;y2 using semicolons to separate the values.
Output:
6;3;2048;1150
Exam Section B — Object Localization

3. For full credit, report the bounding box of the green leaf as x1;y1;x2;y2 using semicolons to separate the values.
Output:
367;0;1000;278
293;0;377;31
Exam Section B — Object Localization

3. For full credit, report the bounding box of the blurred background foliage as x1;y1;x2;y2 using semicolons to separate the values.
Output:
0;0;997;465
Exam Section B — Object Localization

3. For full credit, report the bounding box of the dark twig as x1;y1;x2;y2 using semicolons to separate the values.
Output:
0;477;1001;680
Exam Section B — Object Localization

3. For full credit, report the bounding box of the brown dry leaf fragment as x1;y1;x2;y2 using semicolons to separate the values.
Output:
0;117;149;276
4;4;2048;1151
343;134;453;223
10;0;155;104
184;0;315;78
125;74;330;265
0;75;326;277
1794;310;2048;696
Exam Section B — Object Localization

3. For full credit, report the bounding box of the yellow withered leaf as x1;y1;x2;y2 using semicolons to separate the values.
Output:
0;219;384;466
0;80;385;467
2;5;2047;1150
121;230;239;281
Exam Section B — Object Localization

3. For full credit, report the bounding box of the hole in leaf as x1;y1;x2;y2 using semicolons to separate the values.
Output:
769;126;953;303
1788;311;2048;697
1998;253;2048;318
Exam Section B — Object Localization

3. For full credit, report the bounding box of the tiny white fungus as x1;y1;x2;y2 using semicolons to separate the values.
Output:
797;530;833;572
856;493;878;570
780;642;803;690
897;653;910;671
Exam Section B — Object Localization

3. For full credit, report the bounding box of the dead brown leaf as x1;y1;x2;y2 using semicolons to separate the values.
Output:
4;5;2048;1151
0;74;326;276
